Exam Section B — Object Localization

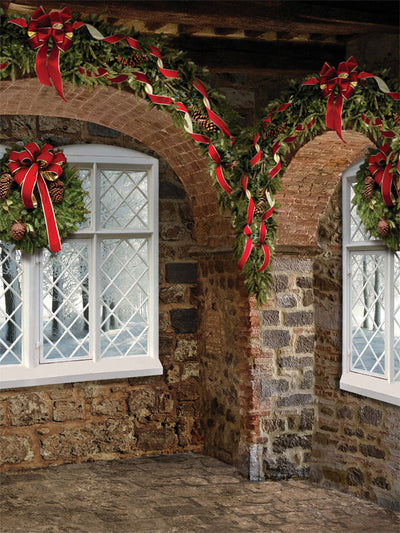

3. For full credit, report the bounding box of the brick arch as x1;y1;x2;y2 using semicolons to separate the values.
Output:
0;78;233;249
275;131;373;248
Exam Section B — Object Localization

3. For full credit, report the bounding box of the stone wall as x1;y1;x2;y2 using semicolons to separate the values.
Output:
0;115;204;469
246;254;316;481
310;182;400;511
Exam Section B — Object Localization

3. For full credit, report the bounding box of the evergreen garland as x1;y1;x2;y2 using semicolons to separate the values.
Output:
0;143;87;254
0;7;399;302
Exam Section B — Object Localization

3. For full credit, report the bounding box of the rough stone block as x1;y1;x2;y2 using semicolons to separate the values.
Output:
272;434;312;453
175;339;198;361
301;370;314;389
0;403;5;425
0;436;33;465
137;425;176;451
295;335;315;353
272;274;289;292
277;394;313;407
165;263;197;284
91;398;124;417
337;406;354;420
262;330;290;348
39;116;81;133
296;276;313;288
53;400;84;422
278;356;313;368
302;289;314;307
8;393;50;426
170;308;198;334
87;122;120;138
127;389;155;419
360;444;385;459
360;405;383;426
263;456;309;481
159;335;175;356
159;285;186;304
276;294;297;308
262;310;280;326
284;311;314;326
299;409;314;430
346;467;364;486
182;362;200;381
261;379;289;398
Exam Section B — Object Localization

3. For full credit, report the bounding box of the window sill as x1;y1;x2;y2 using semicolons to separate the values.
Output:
0;356;163;390
340;372;400;406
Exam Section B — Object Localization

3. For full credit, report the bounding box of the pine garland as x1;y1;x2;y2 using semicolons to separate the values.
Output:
0;143;88;254
0;8;399;302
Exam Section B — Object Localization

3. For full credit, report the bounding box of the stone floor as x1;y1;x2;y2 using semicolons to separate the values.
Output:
0;454;399;533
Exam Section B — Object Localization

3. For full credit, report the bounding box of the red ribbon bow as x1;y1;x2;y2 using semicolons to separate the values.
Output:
11;7;76;100
8;142;65;252
319;57;358;141
368;144;399;208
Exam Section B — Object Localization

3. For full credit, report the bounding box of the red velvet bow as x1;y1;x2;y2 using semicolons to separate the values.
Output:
11;7;74;100
8;142;65;252
368;144;399;207
318;57;358;141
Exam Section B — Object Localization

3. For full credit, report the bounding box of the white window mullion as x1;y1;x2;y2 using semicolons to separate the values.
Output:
22;250;42;368
387;250;394;383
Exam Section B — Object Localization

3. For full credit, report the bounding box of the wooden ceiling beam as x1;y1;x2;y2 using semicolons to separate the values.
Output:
171;35;346;75
4;1;398;37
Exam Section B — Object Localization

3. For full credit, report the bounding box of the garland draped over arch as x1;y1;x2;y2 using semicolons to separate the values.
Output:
0;6;399;303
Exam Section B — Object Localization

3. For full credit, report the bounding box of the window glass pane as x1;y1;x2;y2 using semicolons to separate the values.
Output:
351;253;385;376
77;168;91;229
394;252;400;382
100;169;148;229
42;242;91;362
0;243;22;365
100;238;148;358
350;184;372;242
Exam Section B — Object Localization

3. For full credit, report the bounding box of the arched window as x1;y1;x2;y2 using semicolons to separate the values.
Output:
341;161;400;405
0;144;161;388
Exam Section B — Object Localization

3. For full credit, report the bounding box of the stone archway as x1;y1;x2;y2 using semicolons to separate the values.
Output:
245;131;372;481
0;77;251;471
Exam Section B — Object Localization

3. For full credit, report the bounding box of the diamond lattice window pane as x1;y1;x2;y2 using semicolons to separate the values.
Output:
100;239;149;358
350;185;373;242
0;243;22;365
394;252;400;382
77;169;91;229
351;253;386;376
100;170;148;230
42;242;91;362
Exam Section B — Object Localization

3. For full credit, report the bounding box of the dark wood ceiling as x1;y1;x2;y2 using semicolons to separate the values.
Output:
2;1;399;76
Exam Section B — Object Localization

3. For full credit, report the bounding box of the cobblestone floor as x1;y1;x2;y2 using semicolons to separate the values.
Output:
1;453;399;533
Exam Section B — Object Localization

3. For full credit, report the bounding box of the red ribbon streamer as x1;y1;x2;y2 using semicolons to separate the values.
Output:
193;78;233;139
8;142;64;252
238;175;255;271
368;144;399;207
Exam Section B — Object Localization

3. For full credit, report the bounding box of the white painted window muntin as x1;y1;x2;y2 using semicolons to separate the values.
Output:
341;162;400;406
0;144;161;388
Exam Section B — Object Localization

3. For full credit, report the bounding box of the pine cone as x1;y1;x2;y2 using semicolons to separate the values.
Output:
189;106;218;133
115;52;147;68
11;221;25;241
394;113;400;127
377;219;389;237
254;188;266;215
363;175;375;201
49;179;65;204
0;173;13;200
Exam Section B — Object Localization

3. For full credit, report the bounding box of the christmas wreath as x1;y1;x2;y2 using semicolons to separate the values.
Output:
0;142;87;254
352;144;400;250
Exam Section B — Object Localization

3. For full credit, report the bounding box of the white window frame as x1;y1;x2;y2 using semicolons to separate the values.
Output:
0;144;161;389
341;161;400;406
